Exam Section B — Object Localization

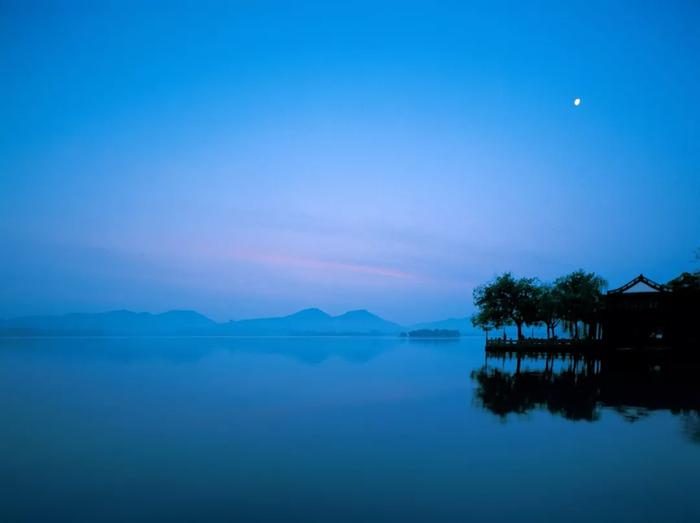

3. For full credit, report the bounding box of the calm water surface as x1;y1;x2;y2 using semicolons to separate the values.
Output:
1;337;699;522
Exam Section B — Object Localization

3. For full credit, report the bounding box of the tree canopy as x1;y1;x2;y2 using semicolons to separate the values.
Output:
668;272;700;292
537;283;563;339
552;270;607;339
472;272;540;339
472;270;607;340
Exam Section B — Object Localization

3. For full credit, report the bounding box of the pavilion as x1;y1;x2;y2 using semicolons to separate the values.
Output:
602;274;699;349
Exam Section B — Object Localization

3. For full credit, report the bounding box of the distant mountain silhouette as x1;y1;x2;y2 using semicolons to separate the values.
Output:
333;309;402;333
222;308;403;336
0;308;405;337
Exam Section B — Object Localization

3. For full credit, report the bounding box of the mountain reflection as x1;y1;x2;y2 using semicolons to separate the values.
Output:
471;351;700;441
1;336;398;366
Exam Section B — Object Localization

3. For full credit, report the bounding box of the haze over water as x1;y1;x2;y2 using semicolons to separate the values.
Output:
2;337;699;522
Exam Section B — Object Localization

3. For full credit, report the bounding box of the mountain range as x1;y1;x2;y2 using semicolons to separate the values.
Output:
0;308;477;337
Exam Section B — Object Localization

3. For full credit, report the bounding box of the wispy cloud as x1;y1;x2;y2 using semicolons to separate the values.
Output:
220;249;424;281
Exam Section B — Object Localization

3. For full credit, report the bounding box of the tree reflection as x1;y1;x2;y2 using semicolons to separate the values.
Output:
681;413;700;443
471;351;700;441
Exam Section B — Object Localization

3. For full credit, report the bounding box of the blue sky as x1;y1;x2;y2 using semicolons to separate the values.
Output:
2;1;699;323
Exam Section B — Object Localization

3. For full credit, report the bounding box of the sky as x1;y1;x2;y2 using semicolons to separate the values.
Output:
1;1;699;324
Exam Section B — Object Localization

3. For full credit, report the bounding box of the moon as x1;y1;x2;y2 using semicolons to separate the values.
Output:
573;98;581;107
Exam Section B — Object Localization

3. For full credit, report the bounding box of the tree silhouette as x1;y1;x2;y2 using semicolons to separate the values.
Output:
668;272;700;292
472;273;540;340
536;283;563;339
472;270;607;340
552;270;607;339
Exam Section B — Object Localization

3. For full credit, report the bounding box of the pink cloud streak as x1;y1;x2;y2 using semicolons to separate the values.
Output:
230;249;421;280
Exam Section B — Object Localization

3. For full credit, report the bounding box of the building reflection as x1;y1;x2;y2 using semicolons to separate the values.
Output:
471;351;700;441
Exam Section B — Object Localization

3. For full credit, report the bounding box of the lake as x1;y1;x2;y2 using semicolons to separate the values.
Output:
1;336;699;522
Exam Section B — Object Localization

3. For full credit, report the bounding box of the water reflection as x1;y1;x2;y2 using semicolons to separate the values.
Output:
2;337;700;521
0;336;400;365
471;351;700;441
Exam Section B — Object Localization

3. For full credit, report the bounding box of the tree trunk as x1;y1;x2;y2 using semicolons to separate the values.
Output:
516;321;523;340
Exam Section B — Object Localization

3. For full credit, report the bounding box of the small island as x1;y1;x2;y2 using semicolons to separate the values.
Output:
405;329;460;339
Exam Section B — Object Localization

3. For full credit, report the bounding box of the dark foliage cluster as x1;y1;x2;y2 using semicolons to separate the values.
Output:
471;270;607;340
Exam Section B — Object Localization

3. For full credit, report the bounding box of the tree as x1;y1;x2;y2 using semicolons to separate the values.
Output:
472;273;540;340
553;270;607;339
471;280;508;336
536;284;562;339
668;272;700;292
667;247;700;292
